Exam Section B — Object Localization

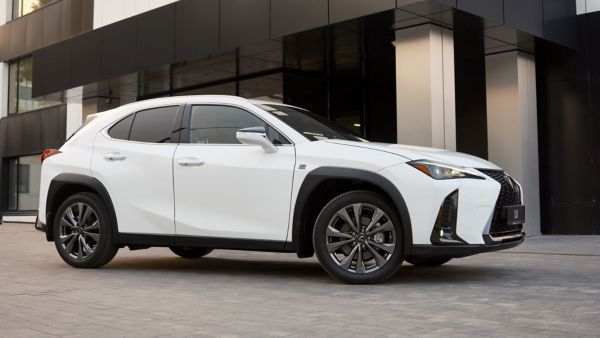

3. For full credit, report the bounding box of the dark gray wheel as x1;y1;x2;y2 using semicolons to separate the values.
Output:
54;193;118;268
313;191;404;284
169;247;213;259
406;256;452;267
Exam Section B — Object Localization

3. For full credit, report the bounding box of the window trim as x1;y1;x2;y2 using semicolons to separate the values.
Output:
180;103;293;146
103;105;185;145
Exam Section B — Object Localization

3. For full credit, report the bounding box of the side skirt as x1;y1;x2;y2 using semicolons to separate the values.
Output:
118;233;293;253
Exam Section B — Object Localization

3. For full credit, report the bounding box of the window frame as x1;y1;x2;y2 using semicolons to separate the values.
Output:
180;103;293;146
104;105;185;145
5;154;42;212
11;0;60;20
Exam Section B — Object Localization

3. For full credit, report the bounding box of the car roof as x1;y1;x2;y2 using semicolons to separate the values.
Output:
111;95;300;112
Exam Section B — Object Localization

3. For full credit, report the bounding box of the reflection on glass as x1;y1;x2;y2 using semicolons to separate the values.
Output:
239;73;283;103
172;51;236;89
284;28;326;74
138;65;170;96
12;0;58;18
239;40;283;75
8;57;64;114
174;82;237;96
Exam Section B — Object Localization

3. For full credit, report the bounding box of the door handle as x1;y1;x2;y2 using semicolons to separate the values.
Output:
177;158;205;167
104;152;127;162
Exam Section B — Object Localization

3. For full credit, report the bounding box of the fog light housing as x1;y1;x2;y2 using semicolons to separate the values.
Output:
430;190;465;244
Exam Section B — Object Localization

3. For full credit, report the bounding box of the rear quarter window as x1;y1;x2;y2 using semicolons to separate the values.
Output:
108;114;134;140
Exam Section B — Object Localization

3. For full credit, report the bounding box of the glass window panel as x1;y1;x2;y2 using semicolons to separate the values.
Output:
16;155;41;211
174;82;237;96
7;158;18;211
284;28;326;74
13;0;58;18
8;62;18;114
189;105;288;145
239;39;283;75
172;51;237;90
108;114;134;140
17;57;33;112
239;73;283;103
138;65;170;96
331;21;362;80
129;106;179;143
330;84;364;136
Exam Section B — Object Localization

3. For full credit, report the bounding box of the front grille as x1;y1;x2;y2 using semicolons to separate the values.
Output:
479;169;523;237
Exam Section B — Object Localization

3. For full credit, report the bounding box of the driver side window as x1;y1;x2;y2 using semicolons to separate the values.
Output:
189;105;289;145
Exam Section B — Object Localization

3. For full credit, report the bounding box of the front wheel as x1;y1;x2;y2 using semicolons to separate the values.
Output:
53;192;118;268
169;247;213;259
313;191;404;284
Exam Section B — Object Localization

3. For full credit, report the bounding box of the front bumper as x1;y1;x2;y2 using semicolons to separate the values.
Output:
411;233;524;258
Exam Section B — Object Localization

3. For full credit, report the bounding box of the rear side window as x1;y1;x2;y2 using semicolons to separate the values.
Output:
129;106;180;143
108;114;134;140
189;105;289;145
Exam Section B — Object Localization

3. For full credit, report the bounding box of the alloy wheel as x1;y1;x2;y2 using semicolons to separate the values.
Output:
58;203;100;260
326;203;396;274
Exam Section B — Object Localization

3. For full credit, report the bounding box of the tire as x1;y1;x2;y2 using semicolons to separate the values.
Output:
53;192;119;268
169;247;213;259
405;256;452;267
313;190;404;284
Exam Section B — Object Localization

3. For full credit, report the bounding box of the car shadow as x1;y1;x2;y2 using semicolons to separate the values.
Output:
102;254;517;285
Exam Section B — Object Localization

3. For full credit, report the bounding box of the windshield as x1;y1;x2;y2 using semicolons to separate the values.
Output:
256;104;364;142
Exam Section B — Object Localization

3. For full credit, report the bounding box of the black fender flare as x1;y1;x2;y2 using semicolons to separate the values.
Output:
46;173;118;242
288;167;413;256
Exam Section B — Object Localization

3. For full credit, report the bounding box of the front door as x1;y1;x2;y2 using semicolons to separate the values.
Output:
173;105;295;241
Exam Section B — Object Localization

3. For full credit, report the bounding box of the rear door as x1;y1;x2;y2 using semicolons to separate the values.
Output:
91;105;183;235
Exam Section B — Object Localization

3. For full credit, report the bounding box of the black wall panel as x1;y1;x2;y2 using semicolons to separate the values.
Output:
26;11;43;53
271;0;328;38
504;0;544;37
137;5;176;70
101;18;138;80
10;18;27;57
536;12;600;234
542;0;577;49
40;39;71;96
70;29;102;88
175;0;220;62
42;3;63;47
457;0;503;24
220;0;270;50
0;25;9;61
330;0;395;23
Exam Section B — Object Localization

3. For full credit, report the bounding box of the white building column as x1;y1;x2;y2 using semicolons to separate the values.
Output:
486;51;541;236
66;87;83;138
394;24;456;150
0;0;10;119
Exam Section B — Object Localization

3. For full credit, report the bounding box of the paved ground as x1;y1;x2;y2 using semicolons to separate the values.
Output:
0;223;599;337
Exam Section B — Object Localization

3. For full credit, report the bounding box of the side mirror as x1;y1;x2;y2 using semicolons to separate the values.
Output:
236;127;278;153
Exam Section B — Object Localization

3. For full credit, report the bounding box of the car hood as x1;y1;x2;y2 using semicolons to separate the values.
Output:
325;140;502;170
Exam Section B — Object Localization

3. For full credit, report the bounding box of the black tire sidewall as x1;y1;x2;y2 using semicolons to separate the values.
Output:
313;190;405;284
53;192;117;268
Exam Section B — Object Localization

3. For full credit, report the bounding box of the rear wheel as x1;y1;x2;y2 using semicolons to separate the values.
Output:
169;247;213;259
406;256;452;267
53;193;118;268
313;191;404;284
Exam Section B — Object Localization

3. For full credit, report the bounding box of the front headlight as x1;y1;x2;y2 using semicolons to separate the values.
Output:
408;160;484;180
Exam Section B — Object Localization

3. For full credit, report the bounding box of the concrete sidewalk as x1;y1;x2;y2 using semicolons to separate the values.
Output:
0;222;599;337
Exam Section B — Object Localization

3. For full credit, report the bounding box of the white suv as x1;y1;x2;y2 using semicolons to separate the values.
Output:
36;95;525;283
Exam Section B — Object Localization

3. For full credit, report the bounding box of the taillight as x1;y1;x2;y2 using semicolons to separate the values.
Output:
41;149;61;163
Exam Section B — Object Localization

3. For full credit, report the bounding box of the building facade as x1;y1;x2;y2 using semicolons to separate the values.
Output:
0;0;598;235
